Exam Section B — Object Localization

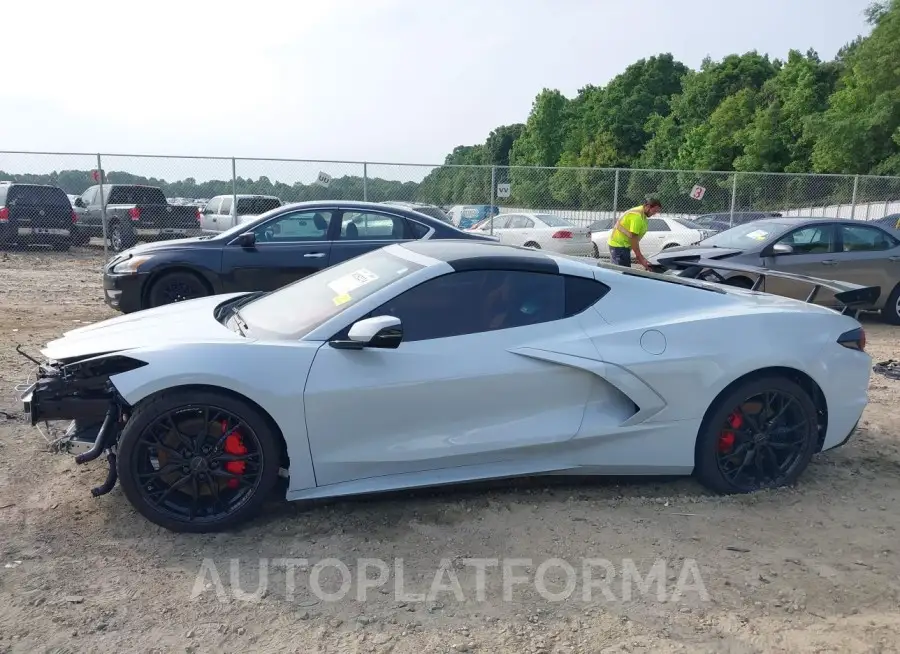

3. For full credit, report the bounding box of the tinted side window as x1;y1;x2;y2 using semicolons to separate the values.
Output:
564;276;610;316
205;197;222;214
253;210;333;242
368;270;566;342
648;219;669;231
777;225;836;254
81;187;98;206
339;212;409;240
407;220;430;239
841;225;899;252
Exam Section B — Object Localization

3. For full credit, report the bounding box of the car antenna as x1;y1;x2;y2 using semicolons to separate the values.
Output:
15;344;42;366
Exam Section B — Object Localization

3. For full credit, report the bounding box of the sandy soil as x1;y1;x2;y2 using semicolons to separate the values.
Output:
0;248;899;654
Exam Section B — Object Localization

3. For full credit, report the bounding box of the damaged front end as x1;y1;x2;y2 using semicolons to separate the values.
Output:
16;346;147;497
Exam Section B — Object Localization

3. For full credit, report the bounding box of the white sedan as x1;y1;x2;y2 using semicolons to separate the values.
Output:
589;216;713;259
19;241;872;532
468;212;593;257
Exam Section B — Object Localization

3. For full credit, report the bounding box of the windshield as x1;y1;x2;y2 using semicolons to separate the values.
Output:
214;205;288;239
674;218;704;230
699;220;790;249
412;206;449;222
535;214;572;228
238;248;425;338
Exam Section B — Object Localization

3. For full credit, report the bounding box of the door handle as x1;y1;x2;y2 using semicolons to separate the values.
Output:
304;252;326;258
821;260;838;265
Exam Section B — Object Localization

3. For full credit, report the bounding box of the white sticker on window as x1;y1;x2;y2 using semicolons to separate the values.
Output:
745;230;769;241
328;268;379;295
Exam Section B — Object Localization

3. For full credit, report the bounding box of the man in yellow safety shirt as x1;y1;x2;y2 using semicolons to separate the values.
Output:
607;197;663;269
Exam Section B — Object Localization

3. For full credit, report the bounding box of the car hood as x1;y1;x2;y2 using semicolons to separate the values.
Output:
651;245;745;265
41;293;249;361
111;236;217;258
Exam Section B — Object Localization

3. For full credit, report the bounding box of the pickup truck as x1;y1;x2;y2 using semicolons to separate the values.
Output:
199;194;282;234
73;184;202;251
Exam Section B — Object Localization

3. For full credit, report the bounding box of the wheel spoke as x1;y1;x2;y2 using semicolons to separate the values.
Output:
149;474;193;506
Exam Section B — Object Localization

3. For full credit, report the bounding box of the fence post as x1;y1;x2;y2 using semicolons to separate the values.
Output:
231;157;237;220
612;169;620;216
97;154;108;259
363;162;368;201
729;173;738;227
850;174;859;220
489;166;496;235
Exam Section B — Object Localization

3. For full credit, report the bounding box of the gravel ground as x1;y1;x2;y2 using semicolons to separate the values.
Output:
1;249;899;654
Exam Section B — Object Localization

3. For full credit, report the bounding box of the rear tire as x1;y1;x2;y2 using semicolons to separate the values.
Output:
694;375;819;494
146;270;210;308
880;283;900;325
116;389;282;533
592;243;600;258
108;222;134;252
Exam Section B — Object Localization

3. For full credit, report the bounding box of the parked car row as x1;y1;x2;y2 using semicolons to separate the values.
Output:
102;200;497;313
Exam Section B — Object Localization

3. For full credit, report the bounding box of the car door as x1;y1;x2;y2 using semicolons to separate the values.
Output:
641;218;670;258
220;208;336;293
216;196;234;231
200;197;222;233
76;186;99;236
302;269;599;486
328;210;418;267
834;223;900;299
502;214;535;246
760;223;840;303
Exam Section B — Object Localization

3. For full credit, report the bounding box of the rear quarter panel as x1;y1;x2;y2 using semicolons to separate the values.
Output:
586;270;867;426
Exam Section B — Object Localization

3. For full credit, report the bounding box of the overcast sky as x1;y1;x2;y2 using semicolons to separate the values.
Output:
0;0;873;181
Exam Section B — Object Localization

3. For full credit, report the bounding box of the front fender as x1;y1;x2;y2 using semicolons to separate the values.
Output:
109;341;323;492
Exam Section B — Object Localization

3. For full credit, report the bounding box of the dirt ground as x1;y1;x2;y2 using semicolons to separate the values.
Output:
1;249;899;654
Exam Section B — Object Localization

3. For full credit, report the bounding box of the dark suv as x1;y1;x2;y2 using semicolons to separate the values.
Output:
0;182;77;250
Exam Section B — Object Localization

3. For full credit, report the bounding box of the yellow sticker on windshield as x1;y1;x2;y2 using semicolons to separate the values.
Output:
333;293;351;306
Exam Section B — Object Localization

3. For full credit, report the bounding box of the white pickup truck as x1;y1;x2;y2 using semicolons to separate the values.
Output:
199;194;282;233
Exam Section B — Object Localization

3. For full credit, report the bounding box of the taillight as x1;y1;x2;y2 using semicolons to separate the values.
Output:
128;207;141;221
195;207;202;222
552;230;573;239
71;210;78;224
838;327;866;352
0;206;8;223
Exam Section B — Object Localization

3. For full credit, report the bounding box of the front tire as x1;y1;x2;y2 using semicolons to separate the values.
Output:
117;389;282;533
880;283;900;325
694;376;819;494
147;270;210;308
524;241;540;249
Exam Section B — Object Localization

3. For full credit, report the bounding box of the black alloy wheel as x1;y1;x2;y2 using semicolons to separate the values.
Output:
695;376;819;494
117;390;281;532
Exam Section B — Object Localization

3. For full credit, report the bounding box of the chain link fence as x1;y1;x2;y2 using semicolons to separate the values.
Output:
0;151;898;264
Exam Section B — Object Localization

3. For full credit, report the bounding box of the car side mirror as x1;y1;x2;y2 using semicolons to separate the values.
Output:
73;198;85;208
330;316;403;350
236;232;256;248
769;242;794;256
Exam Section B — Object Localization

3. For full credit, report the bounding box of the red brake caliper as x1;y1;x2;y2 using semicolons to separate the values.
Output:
221;420;247;489
718;411;742;453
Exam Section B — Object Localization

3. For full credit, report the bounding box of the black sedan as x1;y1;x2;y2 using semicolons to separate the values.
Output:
102;200;499;313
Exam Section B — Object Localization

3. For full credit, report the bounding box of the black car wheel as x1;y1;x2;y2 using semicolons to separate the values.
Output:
592;242;600;258
147;271;210;308
108;222;133;252
694;375;819;494
117;389;282;533
881;283;900;325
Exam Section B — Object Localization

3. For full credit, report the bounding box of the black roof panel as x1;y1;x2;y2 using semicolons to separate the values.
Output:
400;240;559;274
